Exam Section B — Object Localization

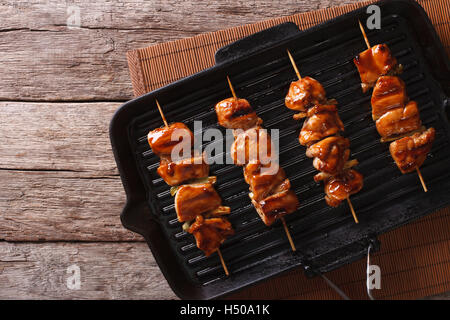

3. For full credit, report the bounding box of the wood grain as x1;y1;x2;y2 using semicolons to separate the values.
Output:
0;0;365;101
0;169;140;241
0;102;140;241
0;242;176;299
0;102;119;173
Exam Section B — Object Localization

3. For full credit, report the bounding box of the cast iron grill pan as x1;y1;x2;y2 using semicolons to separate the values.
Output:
110;0;450;299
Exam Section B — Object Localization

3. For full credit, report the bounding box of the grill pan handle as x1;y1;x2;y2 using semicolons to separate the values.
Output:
303;236;380;278
214;22;300;65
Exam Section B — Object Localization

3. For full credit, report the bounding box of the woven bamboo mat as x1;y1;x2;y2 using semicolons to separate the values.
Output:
127;0;450;299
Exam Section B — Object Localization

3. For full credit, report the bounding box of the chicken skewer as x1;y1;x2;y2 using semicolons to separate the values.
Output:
356;21;434;192
286;50;362;224
215;76;299;251
149;99;233;275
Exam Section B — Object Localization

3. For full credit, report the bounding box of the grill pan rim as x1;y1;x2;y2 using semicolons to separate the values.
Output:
109;0;450;299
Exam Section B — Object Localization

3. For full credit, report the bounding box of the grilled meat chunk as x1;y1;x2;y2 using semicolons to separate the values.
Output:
174;183;222;222
215;98;260;130
389;127;435;173
157;154;209;186
371;76;407;120
324;169;364;207
147;122;194;156
353;44;399;92
244;162;288;202
285;76;326;111
252;190;299;226
215;93;300;227
306;136;350;175
231;127;273;165
375;100;422;139
299;104;345;146
188;215;234;256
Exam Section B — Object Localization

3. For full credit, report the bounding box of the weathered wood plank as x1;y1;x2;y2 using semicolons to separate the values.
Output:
0;101;139;241
0;101;141;241
0;241;448;300
0;0;365;101
0;169;140;241
0;102;119;173
0;242;176;299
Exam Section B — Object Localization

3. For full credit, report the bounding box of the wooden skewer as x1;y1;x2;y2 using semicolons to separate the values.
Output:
155;99;230;275
225;78;297;251
281;217;296;251
287;49;301;80
347;196;359;224
416;167;428;192
286;52;360;224
227;76;238;100
155;99;168;128
358;23;428;192
216;248;229;276
358;20;371;49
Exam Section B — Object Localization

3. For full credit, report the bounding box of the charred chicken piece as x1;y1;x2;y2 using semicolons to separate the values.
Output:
147;122;194;156
157;154;209;186
375;100;422;139
252;190;299;226
389;127;435;174
313;159;359;182
353;44;400;92
188;215;234;256
299;104;345;146
174;183;222;222
306;136;350;175
371;76;407;120
231;127;273;166
324;169;364;207
215;98;260;130
285;76;326;111
244;162;287;202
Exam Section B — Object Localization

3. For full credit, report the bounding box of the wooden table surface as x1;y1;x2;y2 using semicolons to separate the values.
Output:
1;0;448;300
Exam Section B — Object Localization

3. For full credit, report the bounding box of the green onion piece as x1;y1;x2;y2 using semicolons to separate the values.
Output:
170;176;217;197
170;186;179;196
182;221;192;232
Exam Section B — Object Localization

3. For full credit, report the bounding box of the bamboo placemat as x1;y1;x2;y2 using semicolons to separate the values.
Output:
127;0;450;299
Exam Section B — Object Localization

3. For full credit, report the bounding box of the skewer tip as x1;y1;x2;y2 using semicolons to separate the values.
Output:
281;217;296;252
416;167;428;192
226;76;238;100
346;197;359;224
217;249;229;276
286;49;301;80
358;19;371;49
155;99;169;128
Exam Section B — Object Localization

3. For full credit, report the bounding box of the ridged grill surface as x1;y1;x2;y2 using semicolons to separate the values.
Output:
128;15;450;286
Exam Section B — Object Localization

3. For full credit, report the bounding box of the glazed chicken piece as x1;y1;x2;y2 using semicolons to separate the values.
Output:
244;162;288;202
157;154;209;186
371;76;407;120
147;122;194;156
174;183;222;222
375;101;422;139
389;127;435;174
188;215;234;256
231;127;273;166
285;76;326;111
313;159;359;182
306;136;350;175
353;44;400;92
252;190;300;226
299;104;345;146
215;97;260;130
324;169;364;207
